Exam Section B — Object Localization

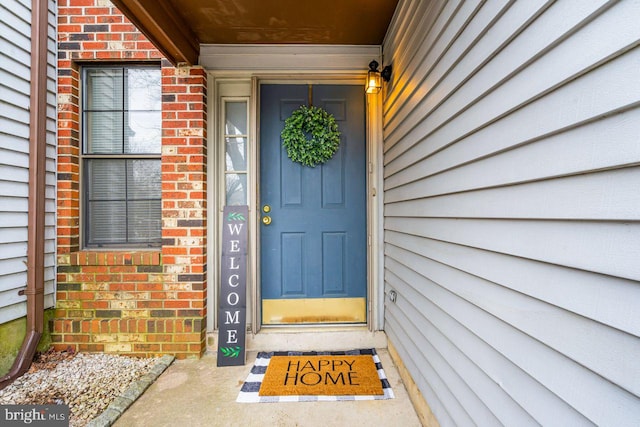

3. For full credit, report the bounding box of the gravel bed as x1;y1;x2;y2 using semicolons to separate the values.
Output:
0;350;163;427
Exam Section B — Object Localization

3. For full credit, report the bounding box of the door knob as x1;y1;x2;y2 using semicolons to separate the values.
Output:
262;216;272;225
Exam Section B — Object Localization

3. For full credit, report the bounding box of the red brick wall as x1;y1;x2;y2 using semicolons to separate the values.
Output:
55;0;208;358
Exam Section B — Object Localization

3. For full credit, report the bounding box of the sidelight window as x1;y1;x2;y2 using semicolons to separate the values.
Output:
223;99;249;205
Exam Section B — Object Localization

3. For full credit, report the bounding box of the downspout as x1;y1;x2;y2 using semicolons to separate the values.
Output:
0;0;49;389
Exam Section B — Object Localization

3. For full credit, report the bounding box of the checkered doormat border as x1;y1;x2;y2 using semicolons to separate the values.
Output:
236;348;394;403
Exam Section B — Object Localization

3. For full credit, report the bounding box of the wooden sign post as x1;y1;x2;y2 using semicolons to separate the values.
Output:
217;205;248;366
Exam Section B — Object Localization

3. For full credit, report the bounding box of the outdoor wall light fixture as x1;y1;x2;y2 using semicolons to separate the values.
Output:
366;60;392;94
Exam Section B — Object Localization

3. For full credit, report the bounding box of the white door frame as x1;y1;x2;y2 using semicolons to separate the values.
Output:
205;45;385;337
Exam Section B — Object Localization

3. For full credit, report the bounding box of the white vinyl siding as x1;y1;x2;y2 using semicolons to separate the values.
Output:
382;1;640;426
0;0;57;323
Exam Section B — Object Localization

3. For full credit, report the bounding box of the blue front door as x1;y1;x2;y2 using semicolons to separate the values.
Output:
260;84;367;324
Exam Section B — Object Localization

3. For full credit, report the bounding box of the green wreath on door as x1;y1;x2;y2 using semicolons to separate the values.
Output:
281;105;341;167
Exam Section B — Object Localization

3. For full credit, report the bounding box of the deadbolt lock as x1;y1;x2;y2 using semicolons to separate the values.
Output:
263;205;271;213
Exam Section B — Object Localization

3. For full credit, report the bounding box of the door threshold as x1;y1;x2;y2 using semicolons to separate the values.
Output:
246;328;387;352
206;329;387;353
259;324;368;331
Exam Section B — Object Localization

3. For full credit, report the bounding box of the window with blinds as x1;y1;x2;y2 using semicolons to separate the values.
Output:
82;65;162;247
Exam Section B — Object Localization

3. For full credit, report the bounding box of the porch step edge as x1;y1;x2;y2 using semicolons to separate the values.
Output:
206;329;387;353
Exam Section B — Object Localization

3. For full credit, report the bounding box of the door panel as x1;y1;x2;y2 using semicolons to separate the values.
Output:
260;84;367;324
281;232;304;296
323;232;347;294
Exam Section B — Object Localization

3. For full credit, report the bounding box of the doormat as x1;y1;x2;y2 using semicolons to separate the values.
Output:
236;349;394;402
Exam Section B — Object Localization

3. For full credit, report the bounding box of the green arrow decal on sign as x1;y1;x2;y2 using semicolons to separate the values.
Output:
227;212;246;221
220;346;242;358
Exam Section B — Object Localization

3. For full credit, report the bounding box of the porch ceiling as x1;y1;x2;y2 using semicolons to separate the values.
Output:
111;0;399;66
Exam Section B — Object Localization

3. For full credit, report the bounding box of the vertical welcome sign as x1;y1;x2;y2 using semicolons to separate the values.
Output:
217;205;248;366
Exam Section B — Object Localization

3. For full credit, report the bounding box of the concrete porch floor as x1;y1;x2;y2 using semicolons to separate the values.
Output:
115;348;422;426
